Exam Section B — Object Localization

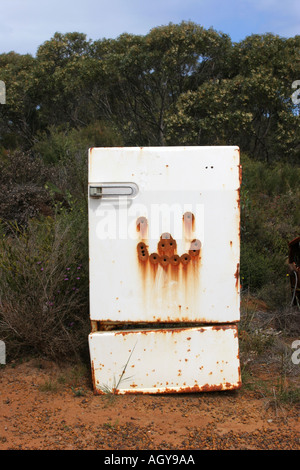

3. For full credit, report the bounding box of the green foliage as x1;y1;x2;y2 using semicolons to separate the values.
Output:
0;24;299;154
240;155;300;301
32;121;123;165
166;71;299;161
0;204;90;361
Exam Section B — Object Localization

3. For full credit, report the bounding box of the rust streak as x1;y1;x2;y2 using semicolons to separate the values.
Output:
188;239;201;258
183;212;195;240
234;262;240;289
136;216;148;239
95;380;243;395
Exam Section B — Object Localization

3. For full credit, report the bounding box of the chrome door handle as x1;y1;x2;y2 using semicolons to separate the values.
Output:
89;182;139;199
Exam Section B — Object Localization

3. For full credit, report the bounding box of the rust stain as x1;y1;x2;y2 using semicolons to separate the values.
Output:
135;214;203;323
149;253;160;265
93;380;242;395
160;255;170;268
180;253;191;266
137;242;149;262
188;239;201;258
170;254;180;266
239;164;242;187
183;212;195;240
136;216;148;239
91;360;97;394
136;217;200;270
212;324;230;332
236;187;240;210
92;319;237;330
234;262;240;289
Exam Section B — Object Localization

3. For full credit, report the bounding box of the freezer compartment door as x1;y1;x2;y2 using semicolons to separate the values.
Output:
89;324;241;394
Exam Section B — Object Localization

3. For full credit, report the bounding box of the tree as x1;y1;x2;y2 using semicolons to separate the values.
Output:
166;33;300;162
0;52;39;150
91;22;232;146
34;32;96;129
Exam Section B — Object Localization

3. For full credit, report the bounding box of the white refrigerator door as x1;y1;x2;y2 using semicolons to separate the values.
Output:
88;146;241;324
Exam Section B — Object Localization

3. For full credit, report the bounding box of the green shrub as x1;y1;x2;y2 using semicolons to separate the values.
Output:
240;154;299;301
32;121;123;165
0;203;90;362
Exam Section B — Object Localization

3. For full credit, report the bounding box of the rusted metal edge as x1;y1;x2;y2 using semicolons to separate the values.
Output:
91;320;240;332
92;380;242;395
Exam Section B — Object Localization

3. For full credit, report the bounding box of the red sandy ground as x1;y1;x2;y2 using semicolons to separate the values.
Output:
0;358;299;450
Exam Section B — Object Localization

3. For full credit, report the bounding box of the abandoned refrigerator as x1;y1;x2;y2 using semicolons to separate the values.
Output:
88;146;242;394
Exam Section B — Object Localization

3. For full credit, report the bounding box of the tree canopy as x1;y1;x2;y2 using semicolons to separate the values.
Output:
0;22;299;162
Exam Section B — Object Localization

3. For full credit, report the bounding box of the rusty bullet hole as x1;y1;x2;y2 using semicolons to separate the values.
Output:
169;239;177;249
158;238;177;253
137;242;147;251
189;250;198;257
137;242;149;261
189;239;201;257
160;256;170;267
137;232;198;267
180;254;191;265
170;255;180;266
149;253;160;265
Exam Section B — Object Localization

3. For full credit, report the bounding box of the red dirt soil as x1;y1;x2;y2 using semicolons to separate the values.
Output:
0;358;299;450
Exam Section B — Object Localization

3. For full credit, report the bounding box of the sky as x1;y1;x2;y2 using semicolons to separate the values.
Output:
0;0;299;56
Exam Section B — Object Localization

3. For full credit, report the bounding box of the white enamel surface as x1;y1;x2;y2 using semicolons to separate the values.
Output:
89;325;241;394
88;146;241;323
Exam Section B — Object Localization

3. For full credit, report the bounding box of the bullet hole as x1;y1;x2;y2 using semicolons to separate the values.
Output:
137;217;200;268
188;239;201;257
160;256;170;267
170;255;180;266
137;242;149;261
180;254;191;266
149;253;160;265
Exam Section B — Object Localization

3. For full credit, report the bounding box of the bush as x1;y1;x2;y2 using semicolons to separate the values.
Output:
240;154;300;301
0;151;59;229
32;121;123;165
0;204;90;362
